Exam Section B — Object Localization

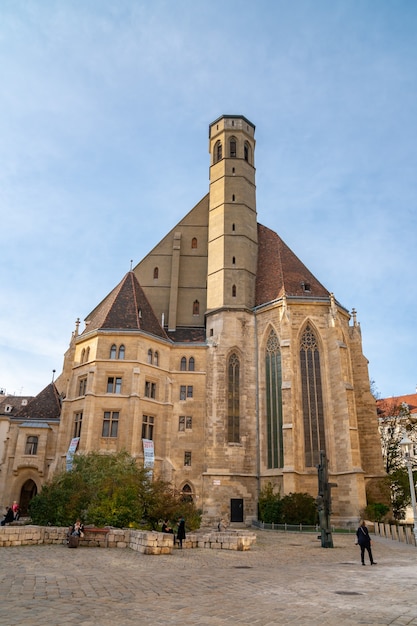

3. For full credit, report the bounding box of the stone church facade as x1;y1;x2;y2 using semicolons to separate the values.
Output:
0;115;385;526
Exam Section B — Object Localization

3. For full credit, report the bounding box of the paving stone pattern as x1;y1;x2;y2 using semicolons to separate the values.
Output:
0;530;417;625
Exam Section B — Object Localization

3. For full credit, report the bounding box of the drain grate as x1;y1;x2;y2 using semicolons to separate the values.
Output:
233;566;252;569
335;591;363;596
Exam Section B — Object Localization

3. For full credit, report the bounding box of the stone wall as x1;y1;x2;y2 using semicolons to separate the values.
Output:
0;525;256;553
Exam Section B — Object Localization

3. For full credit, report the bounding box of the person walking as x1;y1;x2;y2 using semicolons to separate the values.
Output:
356;520;376;566
177;516;186;549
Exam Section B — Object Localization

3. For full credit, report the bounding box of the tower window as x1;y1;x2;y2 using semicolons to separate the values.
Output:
244;142;250;162
230;138;237;158
232;257;236;265
154;351;159;366
191;237;198;249
180;357;187;371
188;357;195;371
184;451;192;466
232;223;235;231
147;349;153;364
232;285;237;297
110;344;117;359
153;267;159;279
232;194;235;202
215;140;222;163
193;300;200;315
118;345;125;359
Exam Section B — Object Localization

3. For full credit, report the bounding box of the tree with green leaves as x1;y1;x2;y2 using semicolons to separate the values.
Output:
29;451;201;529
377;398;417;520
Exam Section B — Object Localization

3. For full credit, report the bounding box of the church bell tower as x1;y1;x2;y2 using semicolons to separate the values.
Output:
207;115;258;312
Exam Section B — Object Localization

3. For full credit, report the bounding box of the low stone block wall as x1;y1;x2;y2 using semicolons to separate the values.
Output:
0;525;256;552
185;530;257;551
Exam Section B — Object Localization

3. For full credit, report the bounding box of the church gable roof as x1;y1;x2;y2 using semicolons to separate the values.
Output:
255;223;330;306
15;383;61;421
83;272;167;339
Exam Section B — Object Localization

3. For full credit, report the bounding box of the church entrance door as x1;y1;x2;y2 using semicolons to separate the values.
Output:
230;498;244;522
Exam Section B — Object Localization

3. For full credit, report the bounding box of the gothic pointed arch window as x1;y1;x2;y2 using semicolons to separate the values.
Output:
214;140;222;163
300;324;325;467
181;483;193;502
118;345;125;360
265;329;283;468
85;347;90;362
147;349;153;364
244;141;251;163
229;136;237;158
180;357;187;371
228;353;240;443
154;351;159;366
81;348;85;363
188;357;195;371
153;267;159;279
110;344;117;359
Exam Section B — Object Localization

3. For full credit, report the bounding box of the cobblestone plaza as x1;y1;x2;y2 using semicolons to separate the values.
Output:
1;530;417;625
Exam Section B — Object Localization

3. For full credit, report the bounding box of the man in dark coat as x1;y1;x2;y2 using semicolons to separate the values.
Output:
177;517;186;548
1;507;15;526
356;520;376;566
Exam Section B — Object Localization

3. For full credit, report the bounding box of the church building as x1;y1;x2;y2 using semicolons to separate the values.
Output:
0;115;385;526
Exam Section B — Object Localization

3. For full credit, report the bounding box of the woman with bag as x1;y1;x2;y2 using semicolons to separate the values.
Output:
356;520;376;566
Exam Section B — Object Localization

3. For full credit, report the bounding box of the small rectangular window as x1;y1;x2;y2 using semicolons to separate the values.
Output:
73;412;83;438
184;451;192;466
78;376;87;397
145;381;156;399
179;416;185;431
102;411;119;438
142;415;154;440
107;377;122;394
187;386;193;398
25;436;38;455
180;385;186;401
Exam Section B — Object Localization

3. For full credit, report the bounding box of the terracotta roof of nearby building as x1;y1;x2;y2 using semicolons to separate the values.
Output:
255;223;330;306
377;393;417;418
83;272;168;340
14;383;61;420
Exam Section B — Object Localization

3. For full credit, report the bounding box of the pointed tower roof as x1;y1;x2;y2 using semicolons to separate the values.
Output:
255;223;330;306
15;383;61;421
83;272;168;339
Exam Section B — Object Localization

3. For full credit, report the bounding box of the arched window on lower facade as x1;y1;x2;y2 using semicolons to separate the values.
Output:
181;483;193;503
228;353;240;443
300;324;325;467
25;436;38;455
265;329;283;469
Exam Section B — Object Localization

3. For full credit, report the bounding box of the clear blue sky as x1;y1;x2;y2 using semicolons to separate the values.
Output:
1;0;416;399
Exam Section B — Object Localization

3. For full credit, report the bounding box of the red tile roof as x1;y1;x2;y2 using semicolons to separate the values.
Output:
377;393;417;418
255;223;329;306
83;272;168;339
